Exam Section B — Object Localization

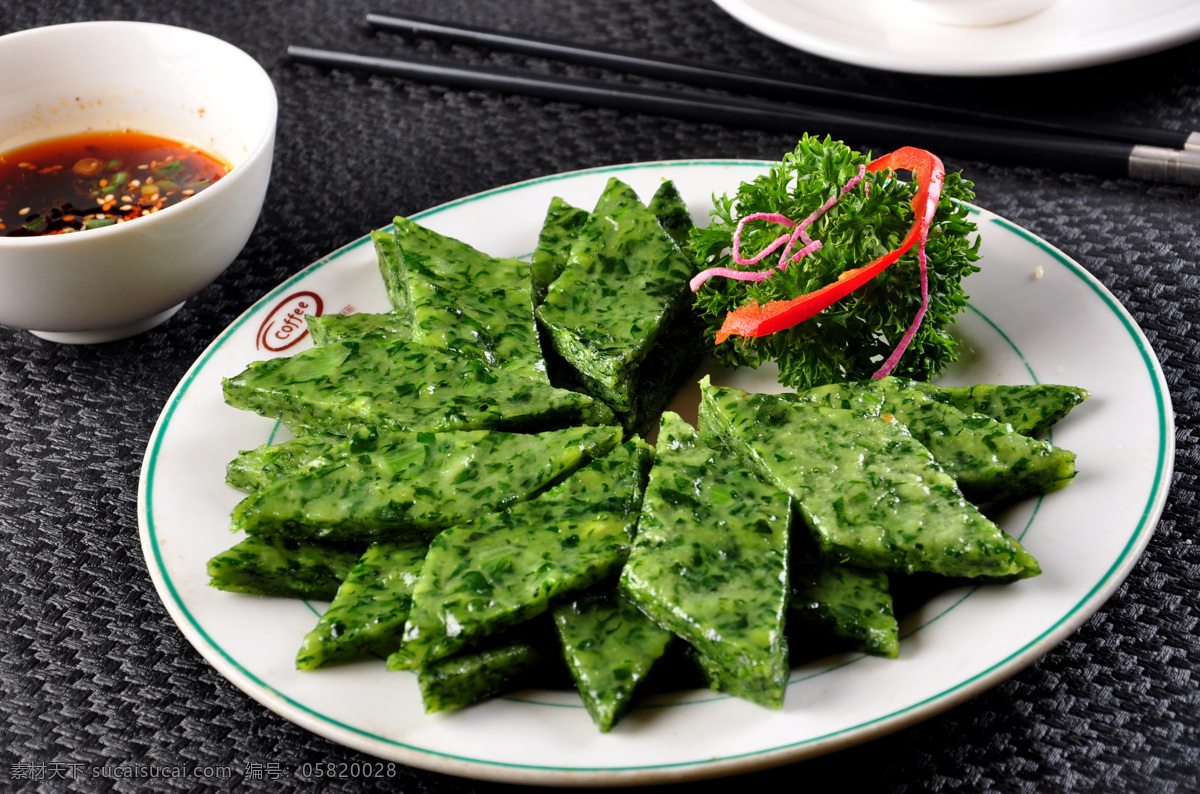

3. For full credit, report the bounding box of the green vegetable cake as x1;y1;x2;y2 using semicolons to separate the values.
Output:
306;312;412;347
551;584;675;732
418;622;559;713
911;381;1090;437
230;425;620;542
646;179;693;254
532;197;590;306
536;178;695;414
226;427;382;493
207;536;367;600
222;336;609;437
624;180;705;434
390;439;654;670
789;553;899;659
534;180;703;433
620;412;792;709
391;215;547;381
296;540;429;669
372;228;413;327
798;378;1078;502
698;377;1040;580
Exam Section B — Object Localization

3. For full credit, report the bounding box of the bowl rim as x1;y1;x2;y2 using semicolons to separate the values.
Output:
0;20;278;250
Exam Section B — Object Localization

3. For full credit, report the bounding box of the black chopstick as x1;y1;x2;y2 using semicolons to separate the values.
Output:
287;45;1200;185
364;12;1198;153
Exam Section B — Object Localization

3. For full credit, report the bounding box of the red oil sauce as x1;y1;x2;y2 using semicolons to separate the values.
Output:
0;130;230;237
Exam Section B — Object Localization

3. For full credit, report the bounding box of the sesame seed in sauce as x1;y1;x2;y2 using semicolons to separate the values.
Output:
2;130;228;236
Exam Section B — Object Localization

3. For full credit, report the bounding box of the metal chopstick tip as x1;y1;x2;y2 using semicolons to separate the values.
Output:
1129;145;1200;186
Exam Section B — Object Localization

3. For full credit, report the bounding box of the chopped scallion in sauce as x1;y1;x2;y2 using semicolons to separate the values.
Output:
0;130;230;237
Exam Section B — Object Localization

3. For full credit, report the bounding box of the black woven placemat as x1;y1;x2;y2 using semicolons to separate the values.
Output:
2;1;1199;791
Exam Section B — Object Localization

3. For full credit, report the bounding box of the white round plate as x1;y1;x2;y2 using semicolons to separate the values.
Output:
139;161;1173;786
711;0;1200;75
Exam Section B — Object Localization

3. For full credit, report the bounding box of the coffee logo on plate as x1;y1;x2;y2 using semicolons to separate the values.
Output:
256;291;324;352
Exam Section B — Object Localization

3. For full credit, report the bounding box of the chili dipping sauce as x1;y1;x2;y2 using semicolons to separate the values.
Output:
0;130;230;237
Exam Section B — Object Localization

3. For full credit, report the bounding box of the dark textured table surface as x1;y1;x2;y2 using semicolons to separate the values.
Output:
3;1;1199;791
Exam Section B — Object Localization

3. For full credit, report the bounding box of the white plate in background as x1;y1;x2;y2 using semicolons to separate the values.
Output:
712;0;1200;75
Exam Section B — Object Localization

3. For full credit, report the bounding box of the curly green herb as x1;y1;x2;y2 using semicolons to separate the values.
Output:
690;135;980;390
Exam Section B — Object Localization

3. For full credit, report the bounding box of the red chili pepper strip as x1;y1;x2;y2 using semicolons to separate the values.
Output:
714;147;945;344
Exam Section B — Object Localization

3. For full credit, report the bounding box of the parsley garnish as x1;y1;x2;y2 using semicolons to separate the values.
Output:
689;135;980;390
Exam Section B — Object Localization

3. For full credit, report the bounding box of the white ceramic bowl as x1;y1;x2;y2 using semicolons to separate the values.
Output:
905;0;1055;26
0;21;276;343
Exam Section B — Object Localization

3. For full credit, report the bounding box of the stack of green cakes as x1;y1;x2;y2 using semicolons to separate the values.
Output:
208;178;1088;732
